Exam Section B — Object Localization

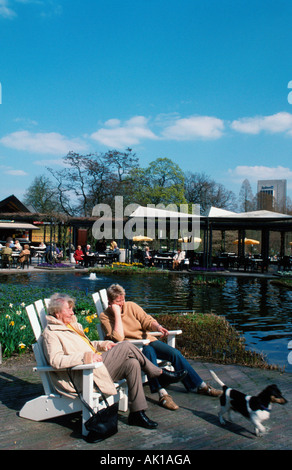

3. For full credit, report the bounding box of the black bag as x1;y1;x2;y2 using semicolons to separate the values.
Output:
84;400;119;443
67;369;119;443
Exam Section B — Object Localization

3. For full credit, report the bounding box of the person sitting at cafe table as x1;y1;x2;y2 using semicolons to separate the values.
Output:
109;241;120;262
1;242;13;267
82;244;95;267
17;244;31;269
74;245;84;264
172;249;186;270
6;237;14;248
14;240;22;251
144;246;154;267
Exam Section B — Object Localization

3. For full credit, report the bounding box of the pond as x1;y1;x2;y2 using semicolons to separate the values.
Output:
1;271;292;372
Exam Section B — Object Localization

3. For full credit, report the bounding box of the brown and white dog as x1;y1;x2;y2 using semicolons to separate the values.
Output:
210;370;287;436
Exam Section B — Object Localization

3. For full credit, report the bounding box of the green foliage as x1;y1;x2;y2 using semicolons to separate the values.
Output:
156;312;275;369
127;157;187;206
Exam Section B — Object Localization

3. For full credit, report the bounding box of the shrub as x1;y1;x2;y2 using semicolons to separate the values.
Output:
156;312;275;369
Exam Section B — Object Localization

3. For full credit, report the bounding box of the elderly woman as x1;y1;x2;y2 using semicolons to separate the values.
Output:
42;293;187;429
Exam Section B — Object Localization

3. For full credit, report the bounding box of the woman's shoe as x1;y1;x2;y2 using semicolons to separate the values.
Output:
128;410;158;429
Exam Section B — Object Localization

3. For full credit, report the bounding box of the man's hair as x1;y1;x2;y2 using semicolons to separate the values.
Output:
48;293;75;317
106;284;125;302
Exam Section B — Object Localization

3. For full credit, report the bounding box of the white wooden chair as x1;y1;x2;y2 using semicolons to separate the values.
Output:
288;340;292;366
92;289;182;381
19;300;128;437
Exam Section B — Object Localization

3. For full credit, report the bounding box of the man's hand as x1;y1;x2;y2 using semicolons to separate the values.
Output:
152;321;169;337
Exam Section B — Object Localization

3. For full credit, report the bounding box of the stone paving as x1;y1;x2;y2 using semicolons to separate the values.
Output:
0;356;291;451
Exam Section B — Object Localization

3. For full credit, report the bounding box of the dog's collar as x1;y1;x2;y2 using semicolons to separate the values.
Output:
260;405;271;412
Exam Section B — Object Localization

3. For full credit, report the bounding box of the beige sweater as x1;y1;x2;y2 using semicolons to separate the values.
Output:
100;301;158;343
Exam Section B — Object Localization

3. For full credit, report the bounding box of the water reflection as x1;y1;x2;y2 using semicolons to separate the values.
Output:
1;271;291;371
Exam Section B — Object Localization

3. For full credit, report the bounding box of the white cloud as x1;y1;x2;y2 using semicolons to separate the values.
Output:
230;112;292;135
34;158;66;166
161;115;225;140
0;0;16;18
228;165;292;183
0;130;88;155
0;165;28;176
90;116;158;148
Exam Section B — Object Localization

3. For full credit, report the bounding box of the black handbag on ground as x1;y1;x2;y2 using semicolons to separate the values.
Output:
67;369;119;443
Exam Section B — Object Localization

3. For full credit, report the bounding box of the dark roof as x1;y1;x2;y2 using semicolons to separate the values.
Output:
0;195;31;213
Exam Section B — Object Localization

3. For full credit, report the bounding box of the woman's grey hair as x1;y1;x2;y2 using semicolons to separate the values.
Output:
106;284;125;302
48;293;75;317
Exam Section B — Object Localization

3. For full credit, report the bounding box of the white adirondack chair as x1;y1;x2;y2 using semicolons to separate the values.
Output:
288;340;292;366
92;289;182;380
19;300;128;437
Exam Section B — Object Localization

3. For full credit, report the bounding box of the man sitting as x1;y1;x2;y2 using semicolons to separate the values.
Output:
100;284;221;411
1;242;13;268
172;249;186;270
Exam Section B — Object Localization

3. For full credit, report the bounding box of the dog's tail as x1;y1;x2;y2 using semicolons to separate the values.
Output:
210;370;225;388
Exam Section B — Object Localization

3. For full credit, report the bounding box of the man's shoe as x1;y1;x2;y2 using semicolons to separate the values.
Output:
197;383;222;397
159;368;188;387
159;394;179;410
128;410;158;429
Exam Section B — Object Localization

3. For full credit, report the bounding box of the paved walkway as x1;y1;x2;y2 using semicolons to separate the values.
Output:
0;356;291;451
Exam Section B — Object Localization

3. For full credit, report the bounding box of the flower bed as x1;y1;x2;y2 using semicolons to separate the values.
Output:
35;262;74;270
0;284;98;358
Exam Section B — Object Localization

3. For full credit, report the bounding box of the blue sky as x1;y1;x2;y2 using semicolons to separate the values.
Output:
1;0;292;206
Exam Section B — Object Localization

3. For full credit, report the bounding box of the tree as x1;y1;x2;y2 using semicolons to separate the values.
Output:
184;171;237;215
48;149;139;216
238;179;255;212
23;175;63;214
127;157;187;207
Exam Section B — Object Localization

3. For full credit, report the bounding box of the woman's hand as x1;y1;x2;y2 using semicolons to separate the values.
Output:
92;353;103;362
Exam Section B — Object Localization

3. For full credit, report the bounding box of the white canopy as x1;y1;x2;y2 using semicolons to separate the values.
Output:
129;205;200;219
0;222;40;230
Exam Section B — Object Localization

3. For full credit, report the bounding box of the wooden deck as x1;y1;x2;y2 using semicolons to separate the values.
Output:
0;356;291;452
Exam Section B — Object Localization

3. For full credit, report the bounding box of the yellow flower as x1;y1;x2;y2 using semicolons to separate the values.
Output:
5;314;10;319
9;321;15;326
18;342;26;349
84;327;89;333
85;316;92;323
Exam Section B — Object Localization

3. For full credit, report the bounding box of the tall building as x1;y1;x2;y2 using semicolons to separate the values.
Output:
257;179;287;212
